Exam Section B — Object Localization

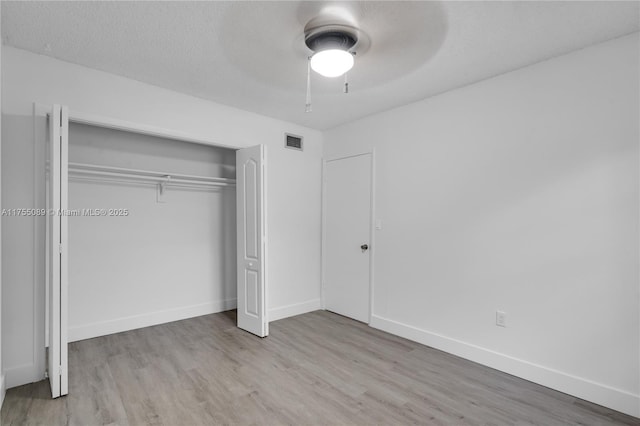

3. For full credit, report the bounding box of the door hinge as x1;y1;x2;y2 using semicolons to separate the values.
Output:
59;365;63;376
59;244;63;254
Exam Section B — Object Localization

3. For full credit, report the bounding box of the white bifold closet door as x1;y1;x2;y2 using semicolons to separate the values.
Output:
46;106;269;399
236;145;268;337
48;104;69;398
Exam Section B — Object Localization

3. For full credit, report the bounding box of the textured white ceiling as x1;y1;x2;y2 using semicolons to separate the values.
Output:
2;1;638;130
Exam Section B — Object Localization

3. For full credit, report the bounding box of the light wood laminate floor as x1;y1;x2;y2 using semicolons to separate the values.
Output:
2;310;638;425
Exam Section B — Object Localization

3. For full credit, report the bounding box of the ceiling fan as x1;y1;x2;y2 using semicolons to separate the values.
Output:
207;1;447;115
303;19;362;112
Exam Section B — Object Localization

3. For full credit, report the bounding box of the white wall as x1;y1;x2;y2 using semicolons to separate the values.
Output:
2;46;323;388
325;33;639;417
67;124;237;341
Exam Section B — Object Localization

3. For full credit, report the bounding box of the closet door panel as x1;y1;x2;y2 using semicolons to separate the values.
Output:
236;145;267;337
47;104;69;398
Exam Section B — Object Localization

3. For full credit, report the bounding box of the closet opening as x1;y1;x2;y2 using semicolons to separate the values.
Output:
67;122;238;341
44;106;267;398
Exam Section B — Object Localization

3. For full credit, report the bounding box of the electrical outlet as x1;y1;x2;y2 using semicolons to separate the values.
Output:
496;310;507;327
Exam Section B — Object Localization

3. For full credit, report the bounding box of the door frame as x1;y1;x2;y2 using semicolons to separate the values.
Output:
36;103;268;395
321;149;376;324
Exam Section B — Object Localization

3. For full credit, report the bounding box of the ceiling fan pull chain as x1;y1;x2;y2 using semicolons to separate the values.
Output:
344;72;349;94
305;56;312;113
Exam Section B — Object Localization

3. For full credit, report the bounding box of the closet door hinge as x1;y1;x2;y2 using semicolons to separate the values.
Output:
59;365;63;376
59;244;63;254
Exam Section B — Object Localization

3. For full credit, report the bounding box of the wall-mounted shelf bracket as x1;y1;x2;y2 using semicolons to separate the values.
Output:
157;175;171;203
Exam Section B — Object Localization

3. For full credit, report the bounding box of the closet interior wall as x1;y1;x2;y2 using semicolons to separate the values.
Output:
65;123;237;342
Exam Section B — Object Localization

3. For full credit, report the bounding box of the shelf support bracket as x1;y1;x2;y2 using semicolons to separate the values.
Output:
157;175;171;203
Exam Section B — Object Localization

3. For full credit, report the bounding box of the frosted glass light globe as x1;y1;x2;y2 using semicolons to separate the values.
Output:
310;49;354;78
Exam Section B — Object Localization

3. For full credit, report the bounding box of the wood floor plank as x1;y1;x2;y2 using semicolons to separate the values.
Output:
1;310;638;426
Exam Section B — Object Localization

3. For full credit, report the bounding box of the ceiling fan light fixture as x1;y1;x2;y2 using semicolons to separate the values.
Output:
303;24;359;110
310;49;354;78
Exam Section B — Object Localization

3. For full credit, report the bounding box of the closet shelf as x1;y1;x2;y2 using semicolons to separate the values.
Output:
68;162;236;189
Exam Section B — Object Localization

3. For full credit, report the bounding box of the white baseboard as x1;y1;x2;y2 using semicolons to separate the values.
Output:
69;299;237;342
1;373;5;409
269;299;322;322
370;315;640;418
4;362;45;389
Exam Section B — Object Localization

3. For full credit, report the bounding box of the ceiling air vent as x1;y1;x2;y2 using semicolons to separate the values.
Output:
285;133;303;151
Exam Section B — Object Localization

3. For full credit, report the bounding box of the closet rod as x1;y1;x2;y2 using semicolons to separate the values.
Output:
69;175;232;191
69;171;234;188
68;162;236;187
69;169;234;187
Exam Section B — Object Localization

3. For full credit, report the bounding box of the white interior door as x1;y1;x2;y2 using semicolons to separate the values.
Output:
323;153;372;323
236;145;268;337
48;104;69;398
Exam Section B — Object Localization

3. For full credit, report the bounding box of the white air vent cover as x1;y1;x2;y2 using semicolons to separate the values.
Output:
285;133;303;151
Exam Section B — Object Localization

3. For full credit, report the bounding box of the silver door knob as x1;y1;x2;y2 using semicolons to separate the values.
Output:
361;244;369;252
